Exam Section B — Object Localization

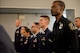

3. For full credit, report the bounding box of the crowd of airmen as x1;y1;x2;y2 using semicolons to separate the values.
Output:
14;1;80;53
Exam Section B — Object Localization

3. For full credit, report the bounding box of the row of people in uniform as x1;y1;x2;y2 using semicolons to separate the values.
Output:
0;0;80;53
15;15;53;53
15;0;80;53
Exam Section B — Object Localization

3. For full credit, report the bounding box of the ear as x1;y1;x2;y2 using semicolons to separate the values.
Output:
60;7;64;11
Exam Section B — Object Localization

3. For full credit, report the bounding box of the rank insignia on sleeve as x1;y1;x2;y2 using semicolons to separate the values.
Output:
68;23;75;30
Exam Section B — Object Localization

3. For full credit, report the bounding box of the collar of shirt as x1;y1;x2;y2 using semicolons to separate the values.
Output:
78;28;80;31
42;27;48;32
55;15;64;24
40;28;48;34
33;32;39;37
21;34;24;37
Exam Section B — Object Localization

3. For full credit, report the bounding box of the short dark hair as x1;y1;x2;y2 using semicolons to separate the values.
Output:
33;22;39;25
53;1;65;10
40;15;50;22
33;22;40;29
22;26;32;35
75;17;80;19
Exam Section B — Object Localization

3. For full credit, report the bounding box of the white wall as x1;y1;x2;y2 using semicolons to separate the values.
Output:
0;0;80;16
0;0;53;9
0;14;17;41
19;14;55;31
0;14;55;41
63;0;80;17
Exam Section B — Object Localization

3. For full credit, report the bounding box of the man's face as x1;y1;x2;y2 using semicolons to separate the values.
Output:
16;21;20;27
51;2;62;16
39;17;47;28
31;23;39;33
75;18;80;28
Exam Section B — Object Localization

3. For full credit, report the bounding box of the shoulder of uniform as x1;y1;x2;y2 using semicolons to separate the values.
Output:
60;17;75;30
68;22;75;30
60;17;70;24
63;18;71;23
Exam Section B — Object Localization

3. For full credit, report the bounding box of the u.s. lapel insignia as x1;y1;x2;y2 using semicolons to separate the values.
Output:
30;35;34;38
68;23;75;30
42;31;45;34
59;22;63;29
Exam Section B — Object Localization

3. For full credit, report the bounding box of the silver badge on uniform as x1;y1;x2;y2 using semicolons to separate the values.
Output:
59;22;63;29
33;38;37;47
41;37;46;46
33;38;37;43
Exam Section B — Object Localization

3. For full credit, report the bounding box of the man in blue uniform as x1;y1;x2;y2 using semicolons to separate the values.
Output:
38;15;53;53
51;1;77;53
15;20;21;53
28;22;40;53
75;17;80;53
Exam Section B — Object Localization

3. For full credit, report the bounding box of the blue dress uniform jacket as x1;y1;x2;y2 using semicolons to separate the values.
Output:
28;33;40;53
19;35;29;53
15;26;21;52
52;16;76;53
38;28;52;53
